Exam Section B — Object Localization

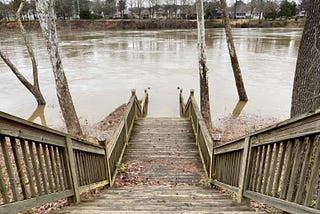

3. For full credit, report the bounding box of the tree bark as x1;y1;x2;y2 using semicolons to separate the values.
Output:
196;0;212;128
0;0;46;106
220;0;248;101
291;1;320;118
36;0;83;136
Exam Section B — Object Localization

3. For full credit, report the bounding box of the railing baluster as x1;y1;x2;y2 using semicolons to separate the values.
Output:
267;143;279;196
59;148;68;190
280;141;294;200
48;145;58;191
0;149;10;203
273;142;286;197
256;145;266;192
28;141;42;196
295;137;313;204
262;143;273;194
1;136;19;201
287;139;303;201
304;136;320;206
54;147;63;191
42;144;54;193
248;147;257;191
20;140;36;198
252;146;261;191
10;137;28;199
35;143;48;194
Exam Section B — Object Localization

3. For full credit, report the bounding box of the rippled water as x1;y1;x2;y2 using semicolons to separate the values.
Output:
0;28;302;128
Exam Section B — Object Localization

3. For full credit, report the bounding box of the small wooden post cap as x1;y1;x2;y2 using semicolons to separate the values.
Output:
190;89;194;96
180;89;183;93
131;89;136;96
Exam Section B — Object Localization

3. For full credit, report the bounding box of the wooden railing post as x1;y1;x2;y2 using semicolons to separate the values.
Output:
131;89;137;117
179;89;185;117
237;137;250;203
104;144;113;187
65;136;80;203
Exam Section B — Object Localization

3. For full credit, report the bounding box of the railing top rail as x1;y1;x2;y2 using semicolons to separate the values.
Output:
0;111;103;149
214;108;320;149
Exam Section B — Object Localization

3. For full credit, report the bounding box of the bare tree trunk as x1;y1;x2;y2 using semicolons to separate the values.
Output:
36;0;83;136
220;0;248;101
291;0;320;118
0;0;46;105
196;0;212;128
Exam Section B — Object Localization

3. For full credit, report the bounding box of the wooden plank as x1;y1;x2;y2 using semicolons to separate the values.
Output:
65;136;80;203
214;139;245;155
237;137;250;203
74;151;82;186
286;139;303;201
280;141;294;200
295;137;313;204
11;137;28;199
59;148;68;190
49;145;59;191
35;142;48;194
256;145;267;192
252;146;261;191
79;180;109;194
1;136;19;201
213;180;240;194
244;190;320;214
0;190;73;214
247;147;257;191
304;136;320;206
42;144;54;193
0;149;9;203
54;147;64;191
262;143;273;194
72;140;105;155
60;147;72;190
273;142;286;198
28;141;42;196
20;140;36;197
267;143;280;196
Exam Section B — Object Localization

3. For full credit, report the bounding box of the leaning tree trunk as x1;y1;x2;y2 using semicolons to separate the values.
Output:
220;0;248;101
291;1;320;118
196;0;212;128
0;0;46;105
36;0;83;136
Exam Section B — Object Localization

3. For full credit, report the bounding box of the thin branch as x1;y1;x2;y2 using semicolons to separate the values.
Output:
0;50;34;91
16;0;40;88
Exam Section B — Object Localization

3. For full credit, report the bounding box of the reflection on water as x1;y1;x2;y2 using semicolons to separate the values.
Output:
28;105;47;126
232;101;247;118
0;28;302;127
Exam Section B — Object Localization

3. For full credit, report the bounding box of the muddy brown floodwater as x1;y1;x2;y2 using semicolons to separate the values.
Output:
0;28;302;129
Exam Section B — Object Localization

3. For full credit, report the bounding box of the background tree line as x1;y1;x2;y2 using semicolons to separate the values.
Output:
0;0;310;21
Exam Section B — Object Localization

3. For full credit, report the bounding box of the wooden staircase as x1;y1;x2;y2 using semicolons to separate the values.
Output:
59;118;256;213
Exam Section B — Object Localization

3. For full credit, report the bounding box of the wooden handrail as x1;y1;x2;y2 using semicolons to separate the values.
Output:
212;107;320;213
0;89;148;214
105;89;148;186
179;89;214;179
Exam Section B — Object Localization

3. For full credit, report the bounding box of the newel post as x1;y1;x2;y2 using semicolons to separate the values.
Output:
65;136;80;203
131;89;138;117
179;89;185;117
237;137;251;203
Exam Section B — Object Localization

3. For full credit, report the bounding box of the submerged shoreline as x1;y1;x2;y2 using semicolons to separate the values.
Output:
0;18;305;32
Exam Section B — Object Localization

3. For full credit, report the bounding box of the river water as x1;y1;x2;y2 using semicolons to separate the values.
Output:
0;28;302;128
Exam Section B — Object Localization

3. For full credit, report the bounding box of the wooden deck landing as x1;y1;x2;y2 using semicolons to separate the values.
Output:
58;118;256;213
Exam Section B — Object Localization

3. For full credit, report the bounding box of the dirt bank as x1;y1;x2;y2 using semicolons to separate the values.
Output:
0;18;305;32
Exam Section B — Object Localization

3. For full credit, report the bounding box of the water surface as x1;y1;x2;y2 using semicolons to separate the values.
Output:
0;28;302;128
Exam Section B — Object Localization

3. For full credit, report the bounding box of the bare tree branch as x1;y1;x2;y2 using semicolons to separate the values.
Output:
0;0;46;105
